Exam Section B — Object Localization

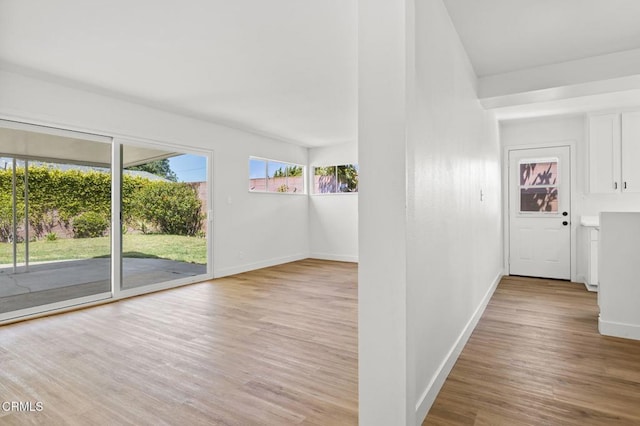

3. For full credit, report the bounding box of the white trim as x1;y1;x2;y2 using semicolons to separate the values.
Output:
113;136;213;291
584;282;599;292
309;192;358;197
309;253;358;263
117;273;213;299
577;273;598;292
0;273;214;326
309;163;359;195
0;274;219;325
206;151;214;278
247;190;308;196
0;292;112;323
502;141;578;281
214;254;309;278
248;156;307;195
112;141;122;299
599;317;640;341
415;271;503;425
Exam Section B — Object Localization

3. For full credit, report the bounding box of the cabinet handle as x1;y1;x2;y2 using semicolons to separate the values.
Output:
615;182;618;190
624;182;628;190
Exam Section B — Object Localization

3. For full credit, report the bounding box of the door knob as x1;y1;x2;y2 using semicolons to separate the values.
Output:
562;221;569;226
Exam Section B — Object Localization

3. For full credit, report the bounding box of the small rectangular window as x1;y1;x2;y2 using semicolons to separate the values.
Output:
519;159;558;213
313;164;358;194
249;157;305;194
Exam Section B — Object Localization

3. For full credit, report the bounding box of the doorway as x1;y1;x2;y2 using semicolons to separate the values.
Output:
508;145;571;280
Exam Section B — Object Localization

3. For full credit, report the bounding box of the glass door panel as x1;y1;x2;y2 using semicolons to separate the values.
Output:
0;128;112;317
121;146;208;290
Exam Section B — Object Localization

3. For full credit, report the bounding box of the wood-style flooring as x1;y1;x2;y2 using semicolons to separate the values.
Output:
5;263;640;425
0;259;358;425
424;275;640;426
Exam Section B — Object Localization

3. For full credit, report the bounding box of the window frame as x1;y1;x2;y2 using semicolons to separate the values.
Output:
311;164;359;195
248;156;306;195
517;157;560;215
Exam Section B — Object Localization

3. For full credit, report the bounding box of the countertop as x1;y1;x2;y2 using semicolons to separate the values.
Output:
580;215;600;227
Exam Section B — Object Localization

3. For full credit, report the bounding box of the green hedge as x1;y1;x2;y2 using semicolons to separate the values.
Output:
0;190;23;241
73;211;109;238
130;181;203;236
0;167;203;241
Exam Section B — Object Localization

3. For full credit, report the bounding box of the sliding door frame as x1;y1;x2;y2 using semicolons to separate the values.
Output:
0;119;114;322
0;121;214;324
112;137;213;299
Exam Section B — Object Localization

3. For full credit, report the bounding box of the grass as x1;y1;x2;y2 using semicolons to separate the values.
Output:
0;234;207;265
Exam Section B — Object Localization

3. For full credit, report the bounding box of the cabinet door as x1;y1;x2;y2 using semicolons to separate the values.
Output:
589;113;620;194
621;111;640;193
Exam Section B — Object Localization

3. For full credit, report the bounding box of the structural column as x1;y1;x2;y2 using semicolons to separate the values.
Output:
358;0;415;424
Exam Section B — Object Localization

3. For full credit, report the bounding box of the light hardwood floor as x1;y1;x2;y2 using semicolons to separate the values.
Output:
0;259;358;425
424;276;640;426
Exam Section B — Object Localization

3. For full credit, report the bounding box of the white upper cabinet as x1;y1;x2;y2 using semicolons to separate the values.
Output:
621;111;640;193
588;111;640;194
589;113;620;194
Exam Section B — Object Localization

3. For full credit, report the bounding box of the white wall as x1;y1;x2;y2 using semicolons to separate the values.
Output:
359;0;503;424
0;69;310;277
409;0;503;422
501;114;640;283
308;141;358;262
358;0;410;423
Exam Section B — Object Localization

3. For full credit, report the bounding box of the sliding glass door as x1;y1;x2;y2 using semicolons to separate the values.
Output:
0;125;112;318
120;144;209;291
0;124;212;322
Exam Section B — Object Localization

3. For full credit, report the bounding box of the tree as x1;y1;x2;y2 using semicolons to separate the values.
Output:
313;164;358;193
127;159;178;182
273;165;303;178
337;164;358;192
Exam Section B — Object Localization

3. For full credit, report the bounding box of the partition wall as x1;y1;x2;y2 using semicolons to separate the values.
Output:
0;120;212;321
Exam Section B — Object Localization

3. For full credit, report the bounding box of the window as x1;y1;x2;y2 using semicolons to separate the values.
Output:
519;159;558;213
249;157;305;194
313;164;359;194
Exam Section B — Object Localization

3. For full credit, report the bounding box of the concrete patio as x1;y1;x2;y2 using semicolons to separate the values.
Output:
0;258;206;314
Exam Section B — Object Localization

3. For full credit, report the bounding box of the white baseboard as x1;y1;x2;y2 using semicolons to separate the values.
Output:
415;271;503;425
576;274;598;292
214;254;308;278
309;253;358;263
599;317;640;341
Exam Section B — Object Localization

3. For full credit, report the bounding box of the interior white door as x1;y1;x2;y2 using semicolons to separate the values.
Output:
509;146;571;280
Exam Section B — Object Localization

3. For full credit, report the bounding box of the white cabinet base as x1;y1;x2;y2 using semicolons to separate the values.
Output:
581;219;599;292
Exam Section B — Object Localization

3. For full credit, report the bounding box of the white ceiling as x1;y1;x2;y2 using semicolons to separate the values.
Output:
443;0;640;77
0;0;357;147
2;1;640;146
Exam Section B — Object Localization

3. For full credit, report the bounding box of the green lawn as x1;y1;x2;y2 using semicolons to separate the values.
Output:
0;234;206;265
